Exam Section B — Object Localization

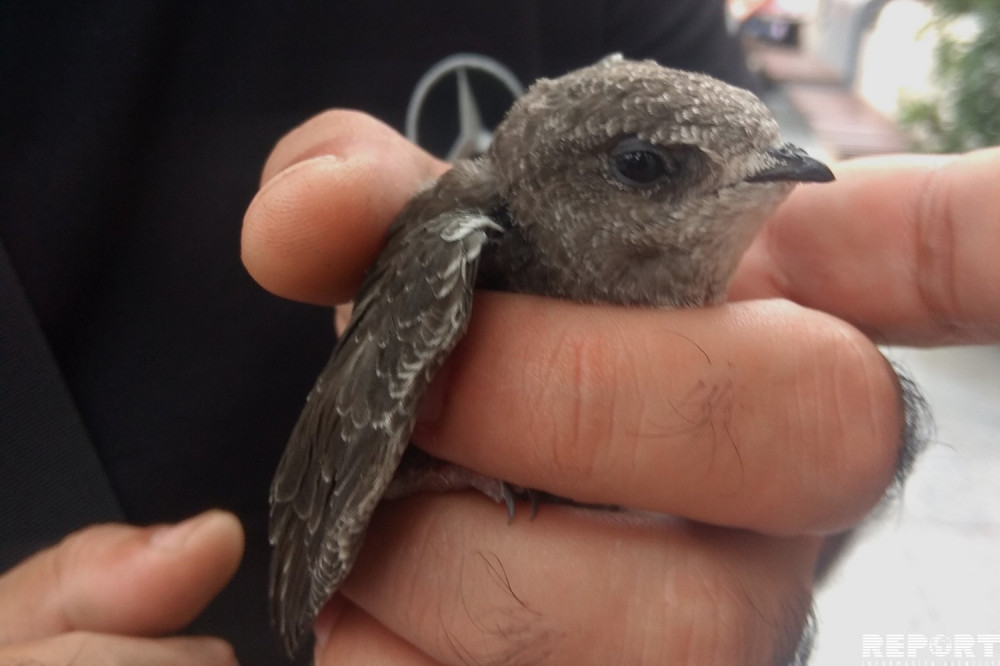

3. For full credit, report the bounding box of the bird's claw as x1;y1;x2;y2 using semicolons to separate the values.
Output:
499;481;542;521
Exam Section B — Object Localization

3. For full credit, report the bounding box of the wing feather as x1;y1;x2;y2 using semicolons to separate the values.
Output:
268;205;502;653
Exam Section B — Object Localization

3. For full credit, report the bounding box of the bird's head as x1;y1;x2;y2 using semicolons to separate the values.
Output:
487;55;833;306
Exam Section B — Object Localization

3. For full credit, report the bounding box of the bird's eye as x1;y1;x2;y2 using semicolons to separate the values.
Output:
608;137;681;188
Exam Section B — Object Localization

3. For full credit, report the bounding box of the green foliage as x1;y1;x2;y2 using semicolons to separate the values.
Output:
897;0;1000;152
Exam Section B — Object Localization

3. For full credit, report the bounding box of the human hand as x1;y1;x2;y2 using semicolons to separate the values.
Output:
0;510;243;665
242;112;976;664
731;147;1000;345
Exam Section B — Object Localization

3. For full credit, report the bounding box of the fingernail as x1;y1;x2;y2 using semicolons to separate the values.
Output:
150;510;220;551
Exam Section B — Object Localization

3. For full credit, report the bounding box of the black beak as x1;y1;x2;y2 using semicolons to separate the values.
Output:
745;144;835;184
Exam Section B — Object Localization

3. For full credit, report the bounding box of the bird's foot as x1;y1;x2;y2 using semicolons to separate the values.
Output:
385;449;546;519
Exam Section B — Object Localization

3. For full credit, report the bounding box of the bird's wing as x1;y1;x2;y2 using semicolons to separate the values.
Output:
267;205;502;654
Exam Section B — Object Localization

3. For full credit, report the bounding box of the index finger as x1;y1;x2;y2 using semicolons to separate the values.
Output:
731;148;1000;345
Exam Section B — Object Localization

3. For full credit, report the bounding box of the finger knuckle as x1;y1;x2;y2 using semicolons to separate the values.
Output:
914;163;963;331
525;323;638;491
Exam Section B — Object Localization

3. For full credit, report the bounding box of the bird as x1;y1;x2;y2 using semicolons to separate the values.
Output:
267;54;835;655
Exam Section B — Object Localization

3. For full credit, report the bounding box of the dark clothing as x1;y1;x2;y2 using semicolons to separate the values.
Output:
0;2;754;662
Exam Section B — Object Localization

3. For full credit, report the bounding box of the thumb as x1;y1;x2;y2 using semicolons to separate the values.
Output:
0;509;244;645
241;109;448;307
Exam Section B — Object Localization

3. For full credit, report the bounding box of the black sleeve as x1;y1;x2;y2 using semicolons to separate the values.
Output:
533;0;757;92
604;0;759;91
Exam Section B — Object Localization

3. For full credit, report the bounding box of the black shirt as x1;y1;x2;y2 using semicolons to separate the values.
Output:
0;2;754;662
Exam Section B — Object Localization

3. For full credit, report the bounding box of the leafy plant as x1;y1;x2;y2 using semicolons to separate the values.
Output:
898;0;1000;152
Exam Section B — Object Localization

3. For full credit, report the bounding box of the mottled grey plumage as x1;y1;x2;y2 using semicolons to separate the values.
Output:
268;55;834;654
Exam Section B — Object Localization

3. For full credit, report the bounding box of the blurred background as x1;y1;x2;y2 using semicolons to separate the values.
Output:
727;1;1000;663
